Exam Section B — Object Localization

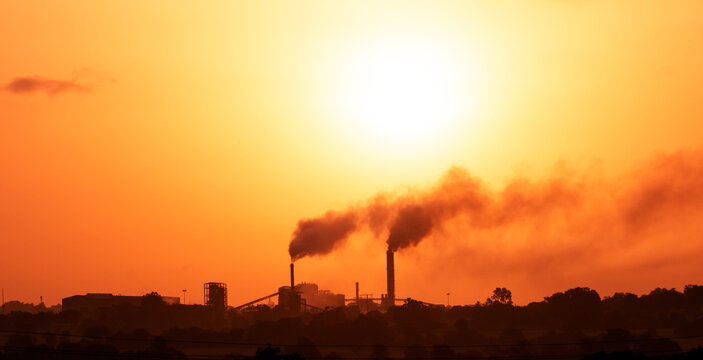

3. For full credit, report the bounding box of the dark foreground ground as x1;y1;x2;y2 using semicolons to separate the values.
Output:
3;286;703;359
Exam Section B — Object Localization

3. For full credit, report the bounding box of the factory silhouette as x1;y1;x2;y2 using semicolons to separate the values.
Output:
4;281;703;360
3;235;703;360
61;249;406;315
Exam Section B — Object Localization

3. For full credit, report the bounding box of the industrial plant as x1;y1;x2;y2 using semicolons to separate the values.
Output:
60;249;415;314
233;249;408;313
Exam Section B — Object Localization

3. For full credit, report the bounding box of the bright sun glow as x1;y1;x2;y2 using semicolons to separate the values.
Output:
333;37;475;151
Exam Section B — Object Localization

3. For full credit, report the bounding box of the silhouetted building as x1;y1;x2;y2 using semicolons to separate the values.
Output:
295;282;345;309
62;293;180;314
278;263;302;312
278;286;301;312
358;295;381;312
204;282;227;310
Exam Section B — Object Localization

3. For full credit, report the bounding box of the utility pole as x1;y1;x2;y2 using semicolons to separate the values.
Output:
182;289;187;305
1;288;4;315
446;292;451;307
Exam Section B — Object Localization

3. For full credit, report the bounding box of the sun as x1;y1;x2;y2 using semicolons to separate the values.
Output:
331;36;474;151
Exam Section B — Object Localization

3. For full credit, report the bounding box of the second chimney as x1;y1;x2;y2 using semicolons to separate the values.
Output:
355;282;359;303
386;250;395;306
290;263;295;290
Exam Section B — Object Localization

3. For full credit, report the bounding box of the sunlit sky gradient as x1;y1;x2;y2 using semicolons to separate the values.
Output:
2;1;703;306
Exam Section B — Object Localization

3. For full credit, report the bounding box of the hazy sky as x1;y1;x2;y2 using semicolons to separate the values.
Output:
2;1;703;306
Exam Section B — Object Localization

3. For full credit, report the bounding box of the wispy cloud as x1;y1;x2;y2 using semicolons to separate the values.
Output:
4;68;113;95
5;77;88;95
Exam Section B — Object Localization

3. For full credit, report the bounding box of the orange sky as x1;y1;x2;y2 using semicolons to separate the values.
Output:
2;1;703;306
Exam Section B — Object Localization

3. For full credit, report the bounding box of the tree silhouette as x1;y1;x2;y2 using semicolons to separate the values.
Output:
488;287;513;305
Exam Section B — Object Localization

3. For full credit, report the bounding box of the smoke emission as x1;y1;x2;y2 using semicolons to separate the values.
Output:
387;205;434;251
288;149;703;267
289;166;581;259
289;211;358;261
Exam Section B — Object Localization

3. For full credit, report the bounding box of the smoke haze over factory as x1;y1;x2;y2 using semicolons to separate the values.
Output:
289;149;703;277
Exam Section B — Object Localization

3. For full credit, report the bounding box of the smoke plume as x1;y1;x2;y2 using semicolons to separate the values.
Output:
288;211;358;261
288;148;703;265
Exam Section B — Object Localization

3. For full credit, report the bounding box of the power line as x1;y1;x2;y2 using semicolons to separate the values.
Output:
0;344;695;360
0;328;700;350
0;345;221;360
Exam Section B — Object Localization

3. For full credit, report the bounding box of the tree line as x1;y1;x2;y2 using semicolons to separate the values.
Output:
2;286;703;359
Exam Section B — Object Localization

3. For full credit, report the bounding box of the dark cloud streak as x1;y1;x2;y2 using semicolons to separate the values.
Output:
5;76;89;95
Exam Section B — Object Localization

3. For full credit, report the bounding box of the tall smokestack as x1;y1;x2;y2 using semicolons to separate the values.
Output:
290;263;295;290
355;282;359;303
386;250;395;306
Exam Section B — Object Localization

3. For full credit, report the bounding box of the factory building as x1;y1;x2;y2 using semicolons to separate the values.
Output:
278;286;301;312
295;283;345;309
236;253;403;312
204;282;228;311
277;263;302;312
274;264;344;311
62;293;180;314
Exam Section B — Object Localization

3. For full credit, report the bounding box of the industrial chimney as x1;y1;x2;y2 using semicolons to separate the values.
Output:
290;263;295;290
355;282;359;303
386;250;395;307
280;263;301;312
